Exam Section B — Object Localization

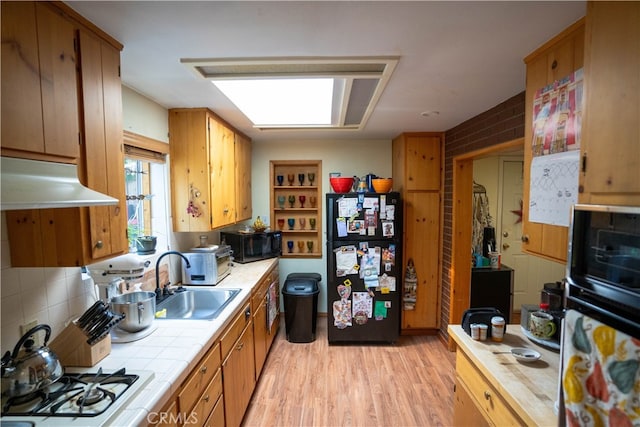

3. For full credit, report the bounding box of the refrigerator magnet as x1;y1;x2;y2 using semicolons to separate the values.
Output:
382;221;394;237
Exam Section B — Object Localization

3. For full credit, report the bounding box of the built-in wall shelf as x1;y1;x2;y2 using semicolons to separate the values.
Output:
270;160;322;258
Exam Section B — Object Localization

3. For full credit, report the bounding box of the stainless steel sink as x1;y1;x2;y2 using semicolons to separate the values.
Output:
155;288;241;320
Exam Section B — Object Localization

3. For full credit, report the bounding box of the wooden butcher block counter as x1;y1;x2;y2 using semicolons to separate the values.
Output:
448;325;560;426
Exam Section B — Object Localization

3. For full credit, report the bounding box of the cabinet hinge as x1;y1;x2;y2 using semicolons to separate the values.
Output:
581;153;587;173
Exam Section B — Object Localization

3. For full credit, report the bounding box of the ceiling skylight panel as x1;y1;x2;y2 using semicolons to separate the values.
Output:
213;78;333;126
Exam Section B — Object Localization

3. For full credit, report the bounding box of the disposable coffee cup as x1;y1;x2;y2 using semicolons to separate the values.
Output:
470;324;480;340
478;324;488;341
489;252;501;269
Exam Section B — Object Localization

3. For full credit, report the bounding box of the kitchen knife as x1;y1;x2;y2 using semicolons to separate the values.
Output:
77;301;108;330
77;300;104;326
86;312;113;339
87;313;125;345
82;305;111;336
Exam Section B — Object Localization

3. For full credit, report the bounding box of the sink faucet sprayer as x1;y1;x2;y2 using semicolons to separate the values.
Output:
155;251;191;301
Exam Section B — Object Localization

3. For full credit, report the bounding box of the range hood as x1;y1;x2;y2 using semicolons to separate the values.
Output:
1;157;118;210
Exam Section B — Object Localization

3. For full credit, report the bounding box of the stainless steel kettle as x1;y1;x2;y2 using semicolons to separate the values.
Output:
1;324;63;397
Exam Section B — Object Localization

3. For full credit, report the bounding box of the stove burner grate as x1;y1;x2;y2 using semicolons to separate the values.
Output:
1;369;139;418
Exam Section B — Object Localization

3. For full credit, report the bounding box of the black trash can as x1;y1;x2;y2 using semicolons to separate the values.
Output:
282;273;320;343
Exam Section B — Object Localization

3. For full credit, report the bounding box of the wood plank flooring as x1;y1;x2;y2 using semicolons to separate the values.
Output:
243;317;456;427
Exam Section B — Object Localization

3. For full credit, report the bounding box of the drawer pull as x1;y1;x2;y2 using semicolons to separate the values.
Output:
200;366;208;374
236;342;244;351
484;390;491;400
204;394;210;403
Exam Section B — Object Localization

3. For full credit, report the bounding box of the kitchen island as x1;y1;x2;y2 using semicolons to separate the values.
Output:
43;258;277;427
448;325;560;426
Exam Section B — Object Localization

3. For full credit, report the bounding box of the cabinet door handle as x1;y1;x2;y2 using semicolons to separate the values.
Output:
200;366;207;374
203;394;210;402
484;390;491;400
521;235;529;243
95;240;104;249
236;342;244;351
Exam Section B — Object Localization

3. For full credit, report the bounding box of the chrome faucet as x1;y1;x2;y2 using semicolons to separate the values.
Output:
155;251;191;301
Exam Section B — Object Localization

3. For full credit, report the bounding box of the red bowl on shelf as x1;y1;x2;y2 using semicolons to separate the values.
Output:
330;177;354;193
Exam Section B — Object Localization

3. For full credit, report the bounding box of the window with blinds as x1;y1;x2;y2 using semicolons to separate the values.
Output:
123;131;169;253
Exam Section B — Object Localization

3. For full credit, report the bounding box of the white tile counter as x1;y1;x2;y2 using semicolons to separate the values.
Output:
101;258;278;426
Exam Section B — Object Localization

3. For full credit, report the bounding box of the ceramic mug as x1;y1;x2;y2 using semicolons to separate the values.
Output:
529;311;557;339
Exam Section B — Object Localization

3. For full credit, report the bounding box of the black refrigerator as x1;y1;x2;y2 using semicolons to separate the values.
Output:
326;191;402;343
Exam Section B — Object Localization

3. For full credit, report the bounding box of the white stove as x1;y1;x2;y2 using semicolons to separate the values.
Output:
0;368;154;426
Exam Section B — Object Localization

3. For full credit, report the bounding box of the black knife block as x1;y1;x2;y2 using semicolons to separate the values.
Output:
49;321;111;367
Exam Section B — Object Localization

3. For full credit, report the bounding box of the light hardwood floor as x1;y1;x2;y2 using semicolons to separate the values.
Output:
243;316;456;427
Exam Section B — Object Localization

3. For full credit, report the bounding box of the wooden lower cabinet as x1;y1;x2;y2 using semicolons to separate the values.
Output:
221;304;255;427
177;342;222;426
453;377;490;427
453;351;524;426
252;264;280;379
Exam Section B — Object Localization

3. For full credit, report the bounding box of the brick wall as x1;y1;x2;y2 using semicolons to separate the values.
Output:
441;92;525;337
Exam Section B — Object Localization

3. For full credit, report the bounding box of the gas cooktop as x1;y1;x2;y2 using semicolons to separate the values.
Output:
1;368;154;426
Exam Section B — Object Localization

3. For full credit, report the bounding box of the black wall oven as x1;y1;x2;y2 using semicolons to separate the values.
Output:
566;204;640;338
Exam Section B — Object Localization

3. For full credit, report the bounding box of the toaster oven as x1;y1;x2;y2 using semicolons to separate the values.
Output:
181;245;232;285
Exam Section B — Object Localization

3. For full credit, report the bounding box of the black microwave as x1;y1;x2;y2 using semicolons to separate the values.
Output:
220;230;282;264
566;204;640;337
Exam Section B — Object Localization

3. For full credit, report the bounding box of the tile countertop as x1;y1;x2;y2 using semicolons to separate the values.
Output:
448;324;560;426
101;258;278;427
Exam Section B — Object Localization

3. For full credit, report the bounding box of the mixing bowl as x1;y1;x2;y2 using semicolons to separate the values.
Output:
330;177;354;193
372;178;393;193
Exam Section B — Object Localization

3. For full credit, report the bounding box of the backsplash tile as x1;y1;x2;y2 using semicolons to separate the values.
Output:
1;213;95;352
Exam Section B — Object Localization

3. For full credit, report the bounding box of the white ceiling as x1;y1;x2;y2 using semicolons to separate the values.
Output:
66;1;586;142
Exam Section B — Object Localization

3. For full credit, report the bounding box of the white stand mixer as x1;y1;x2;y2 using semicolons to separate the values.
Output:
86;254;151;302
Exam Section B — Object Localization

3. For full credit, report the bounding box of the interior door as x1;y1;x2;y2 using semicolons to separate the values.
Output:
500;159;565;312
500;160;535;311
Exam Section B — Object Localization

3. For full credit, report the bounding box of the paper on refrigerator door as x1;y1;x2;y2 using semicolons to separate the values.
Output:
335;246;358;276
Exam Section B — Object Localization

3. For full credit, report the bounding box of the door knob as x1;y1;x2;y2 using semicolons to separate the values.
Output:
503;243;510;250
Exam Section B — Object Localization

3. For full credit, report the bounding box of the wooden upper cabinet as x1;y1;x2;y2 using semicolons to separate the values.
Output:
522;19;584;263
210;117;237;229
393;133;442;191
169;108;252;232
1;2;79;160
78;29;128;259
5;2;127;267
235;132;252;222
579;2;640;206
